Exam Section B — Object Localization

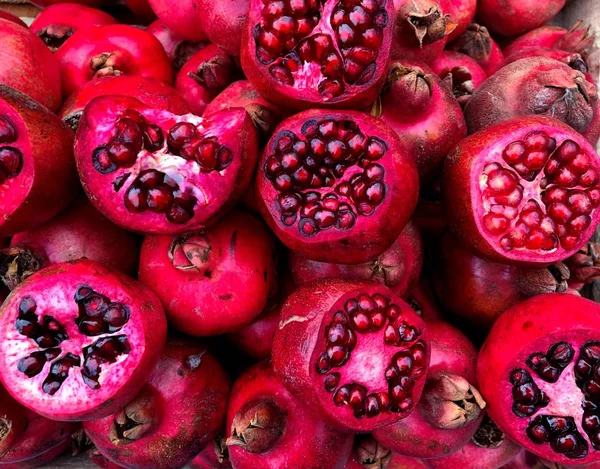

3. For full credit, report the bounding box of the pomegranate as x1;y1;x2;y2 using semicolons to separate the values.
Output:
0;385;27;459
139;209;278;336
504;22;595;62
477;0;568;37
464;58;598;138
147;0;208;42
60;75;190;131
0;403;78;467
74;96;259;235
0;10;26;27
272;280;430;432
203;80;283;143
124;0;156;21
372;60;467;181
565;242;600;293
430;50;487;108
443;116;600;266
175;44;238;115
0;20;62;112
257;109;419;264
477;293;600;465
433;232;570;330
190;437;231;469
585;102;600;147
197;0;248;56
241;0;395;110
391;0;456;63
440;0;476;41
55;25;173;99
227;274;297;361
373;321;484;458
226;360;353;469
83;339;230;469
408;277;445;322
425;415;522;469
146;20;206;72
29;4;117;52
344;436;429;468
450;23;505;76
31;0;104;6
0;85;77;237
289;221;423;298
503;48;591;75
0;198;140;290
0;259;167;421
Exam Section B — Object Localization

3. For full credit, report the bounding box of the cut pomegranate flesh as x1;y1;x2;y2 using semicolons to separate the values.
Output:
241;0;394;109
75;96;258;235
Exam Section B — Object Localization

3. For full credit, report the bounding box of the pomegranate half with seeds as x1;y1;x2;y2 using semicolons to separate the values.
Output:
75;95;259;235
241;0;394;109
272;280;430;432
443;116;600;266
257;109;419;264
0;259;167;422
478;293;600;465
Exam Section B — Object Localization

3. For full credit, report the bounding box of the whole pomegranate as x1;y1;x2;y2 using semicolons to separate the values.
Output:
74;95;258;235
256;109;419;264
503;48;591;75
430;51;487;108
0;10;26;27
373;321;485;458
55;24;173;98
464;58;598;139
425;414;522;469
433;232;570;329
477;293;600;465
565;242;600;293
29;4;117;52
443;116;600;266
344;435;429;469
139;209;278;336
0;19;62;112
477;0;567;37
241;0;395;109
289;221;423;298
60;75;190;131
0;259;167;421
391;0;456;64
175;45;238;115
83;339;230;469
372;60;467;180
226;360;353;469
0;85;77;237
203;80;283;143
147;0;208;42
272;280;430;432
0;198;140;290
197;0;248;56
450;23;505;76
146;20;206;71
440;0;476;41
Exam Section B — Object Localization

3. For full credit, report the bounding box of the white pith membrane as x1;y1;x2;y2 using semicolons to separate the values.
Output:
83;102;247;231
0;108;29;217
506;334;600;460
251;0;390;102
311;290;427;422
473;129;600;262
265;116;397;241
0;273;145;417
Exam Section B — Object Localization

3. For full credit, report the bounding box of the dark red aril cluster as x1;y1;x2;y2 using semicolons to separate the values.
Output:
267;118;388;237
316;292;426;419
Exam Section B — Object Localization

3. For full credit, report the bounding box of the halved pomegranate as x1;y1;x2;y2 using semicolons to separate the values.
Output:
478;293;600;466
257;109;419;264
241;0;395;109
75;96;259;235
443;116;600;266
0;259;167;422
272;280;430;432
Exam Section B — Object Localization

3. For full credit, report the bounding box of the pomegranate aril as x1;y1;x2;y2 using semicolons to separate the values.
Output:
167;122;198;151
0;147;22;176
0;116;16;143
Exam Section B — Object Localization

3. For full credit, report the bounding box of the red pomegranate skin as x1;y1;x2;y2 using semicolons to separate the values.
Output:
147;0;208;42
226;360;354;469
440;0;476;41
443;115;600;266
146;20;206;71
83;339;231;469
197;0;248;56
138;209;278;336
0;10;27;27
478;294;600;465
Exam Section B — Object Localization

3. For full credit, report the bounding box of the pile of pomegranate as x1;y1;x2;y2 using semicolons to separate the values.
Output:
0;0;599;467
